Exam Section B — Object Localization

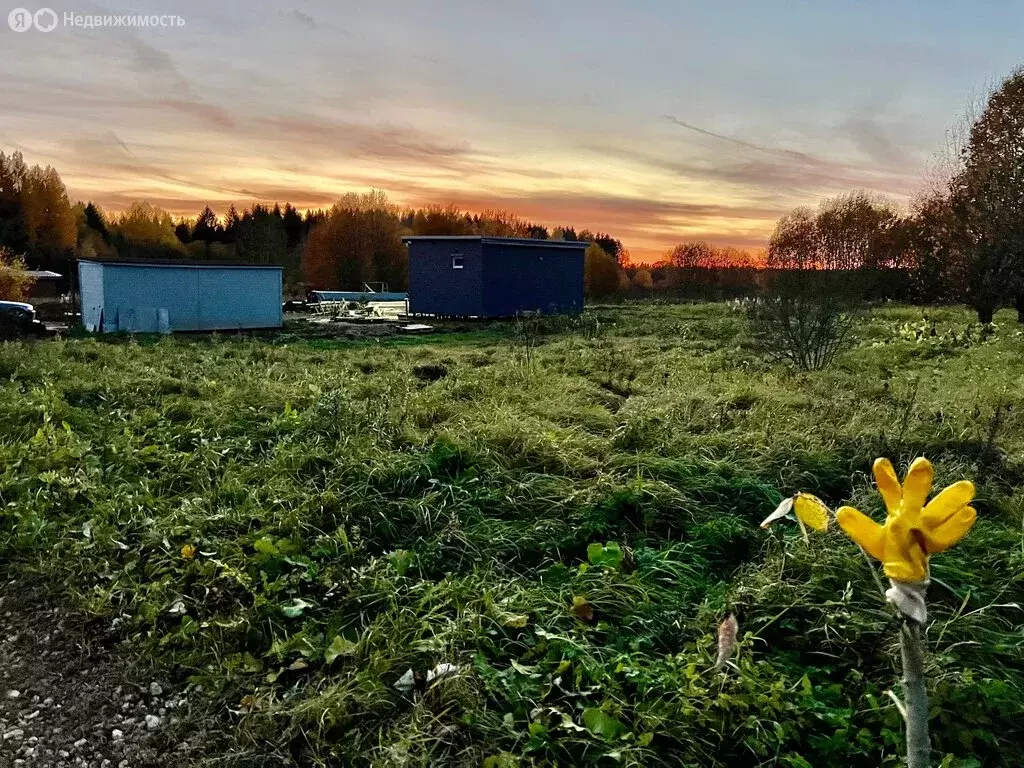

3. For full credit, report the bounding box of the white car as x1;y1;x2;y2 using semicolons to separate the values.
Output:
0;300;36;319
0;300;49;337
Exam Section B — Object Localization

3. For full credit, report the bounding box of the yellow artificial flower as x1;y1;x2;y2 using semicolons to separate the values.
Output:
761;492;830;540
792;493;830;532
836;458;976;582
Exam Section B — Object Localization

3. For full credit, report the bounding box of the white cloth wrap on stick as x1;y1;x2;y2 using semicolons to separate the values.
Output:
886;579;928;624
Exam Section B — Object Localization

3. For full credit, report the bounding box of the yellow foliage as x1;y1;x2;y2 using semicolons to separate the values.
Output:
0;249;35;301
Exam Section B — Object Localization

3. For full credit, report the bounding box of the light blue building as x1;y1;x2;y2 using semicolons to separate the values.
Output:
78;260;283;333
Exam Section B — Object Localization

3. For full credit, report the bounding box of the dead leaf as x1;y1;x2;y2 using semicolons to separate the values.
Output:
239;694;260;712
714;614;739;671
571;596;594;622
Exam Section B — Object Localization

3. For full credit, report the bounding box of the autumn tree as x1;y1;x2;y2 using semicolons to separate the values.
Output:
411;204;474;235
20;165;76;272
584;242;620;299
110;202;186;259
0;247;35;301
766;208;818;270
754;194;900;364
816;192;903;270
0;151;28;255
767;193;904;272
632;267;654;290
667;241;721;295
765;192;910;301
476;209;535;238
949;67;1024;323
302;190;407;291
905;193;962;304
660;241;759;298
406;205;550;239
670;240;718;269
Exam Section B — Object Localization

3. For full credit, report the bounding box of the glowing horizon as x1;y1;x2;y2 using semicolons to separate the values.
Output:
3;1;1022;263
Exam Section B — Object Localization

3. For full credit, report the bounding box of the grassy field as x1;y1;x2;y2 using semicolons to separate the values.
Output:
2;303;1023;767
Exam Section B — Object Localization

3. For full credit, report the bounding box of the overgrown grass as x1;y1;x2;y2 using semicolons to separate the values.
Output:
1;303;1023;766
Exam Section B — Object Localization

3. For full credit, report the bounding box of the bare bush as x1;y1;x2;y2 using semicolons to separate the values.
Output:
746;290;860;370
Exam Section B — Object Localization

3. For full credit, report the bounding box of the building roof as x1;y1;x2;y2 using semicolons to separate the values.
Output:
402;236;589;249
25;270;62;279
78;259;282;270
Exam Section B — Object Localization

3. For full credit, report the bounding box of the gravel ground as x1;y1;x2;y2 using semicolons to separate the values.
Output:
0;577;203;767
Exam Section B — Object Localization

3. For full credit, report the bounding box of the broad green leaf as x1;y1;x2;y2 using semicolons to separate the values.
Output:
586;541;623;569
324;635;358;664
583;708;627;740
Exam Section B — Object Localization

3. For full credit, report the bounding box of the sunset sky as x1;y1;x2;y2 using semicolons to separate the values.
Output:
3;1;1023;261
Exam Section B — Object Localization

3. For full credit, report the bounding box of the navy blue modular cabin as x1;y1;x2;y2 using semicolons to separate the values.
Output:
403;236;586;318
78;260;283;333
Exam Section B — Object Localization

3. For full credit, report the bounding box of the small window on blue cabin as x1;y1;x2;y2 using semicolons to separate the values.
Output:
451;252;464;269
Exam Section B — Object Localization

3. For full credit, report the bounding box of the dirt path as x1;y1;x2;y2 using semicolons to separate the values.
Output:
0;576;201;767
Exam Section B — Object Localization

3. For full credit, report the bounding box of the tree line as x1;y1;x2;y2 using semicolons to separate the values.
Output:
644;66;1024;322
0;152;630;301
301;193;629;297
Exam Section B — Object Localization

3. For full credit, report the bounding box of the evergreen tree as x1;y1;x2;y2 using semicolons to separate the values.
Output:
223;205;241;244
282;204;303;249
174;221;192;244
236;204;287;266
83;202;110;243
191;206;221;255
